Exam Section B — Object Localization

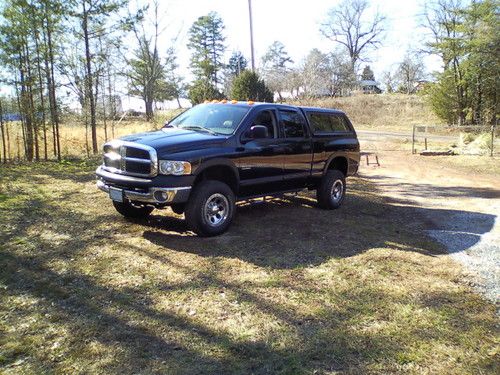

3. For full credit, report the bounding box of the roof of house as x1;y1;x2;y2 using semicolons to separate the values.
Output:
360;80;380;87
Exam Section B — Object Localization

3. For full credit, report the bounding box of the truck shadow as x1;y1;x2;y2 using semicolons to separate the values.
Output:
141;177;497;269
363;174;500;199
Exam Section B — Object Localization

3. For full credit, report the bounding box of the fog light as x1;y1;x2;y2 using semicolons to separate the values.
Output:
154;190;169;202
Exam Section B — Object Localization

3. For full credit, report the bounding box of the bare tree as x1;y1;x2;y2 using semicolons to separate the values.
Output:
260;41;293;101
301;49;331;97
395;53;426;94
320;0;386;70
382;70;396;93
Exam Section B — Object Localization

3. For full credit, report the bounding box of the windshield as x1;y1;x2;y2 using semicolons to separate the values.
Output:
167;104;250;135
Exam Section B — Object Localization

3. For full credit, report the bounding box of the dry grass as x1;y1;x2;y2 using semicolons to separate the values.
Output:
1;161;498;374
292;93;442;131
1;109;184;160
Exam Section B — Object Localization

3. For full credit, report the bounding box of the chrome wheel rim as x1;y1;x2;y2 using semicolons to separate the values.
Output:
203;193;229;227
331;180;344;203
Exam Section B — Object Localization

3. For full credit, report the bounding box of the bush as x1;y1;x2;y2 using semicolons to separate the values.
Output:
230;70;273;102
457;133;492;155
188;79;224;105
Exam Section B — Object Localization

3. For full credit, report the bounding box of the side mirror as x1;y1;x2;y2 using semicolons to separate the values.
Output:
245;125;268;140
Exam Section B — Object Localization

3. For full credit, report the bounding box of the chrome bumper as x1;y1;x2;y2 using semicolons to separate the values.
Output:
96;180;191;204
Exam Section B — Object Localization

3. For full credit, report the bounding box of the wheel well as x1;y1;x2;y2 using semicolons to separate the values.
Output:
194;165;238;194
327;157;348;176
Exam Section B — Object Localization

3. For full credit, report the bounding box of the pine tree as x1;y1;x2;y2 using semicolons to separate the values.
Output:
127;2;169;121
361;65;375;81
187;12;226;86
227;51;247;77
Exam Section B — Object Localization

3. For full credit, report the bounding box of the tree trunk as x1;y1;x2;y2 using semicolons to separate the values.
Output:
6;122;11;160
34;30;48;160
18;53;34;161
82;3;98;154
25;43;39;161
44;16;60;160
0;99;6;163
145;99;153;121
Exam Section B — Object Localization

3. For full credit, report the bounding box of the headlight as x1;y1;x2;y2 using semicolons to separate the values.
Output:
159;160;192;175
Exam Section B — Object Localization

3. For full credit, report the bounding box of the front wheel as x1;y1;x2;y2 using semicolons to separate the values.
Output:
112;200;154;219
317;170;346;209
185;180;235;237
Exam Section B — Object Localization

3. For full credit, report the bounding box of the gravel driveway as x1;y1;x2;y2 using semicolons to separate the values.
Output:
360;150;500;306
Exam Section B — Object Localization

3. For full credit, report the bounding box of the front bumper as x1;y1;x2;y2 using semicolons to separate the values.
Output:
96;166;192;204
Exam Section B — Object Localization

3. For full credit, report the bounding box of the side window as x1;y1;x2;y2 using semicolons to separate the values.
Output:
250;110;277;138
279;110;306;138
308;112;350;134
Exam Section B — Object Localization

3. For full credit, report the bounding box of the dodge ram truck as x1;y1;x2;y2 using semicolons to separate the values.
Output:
96;101;360;236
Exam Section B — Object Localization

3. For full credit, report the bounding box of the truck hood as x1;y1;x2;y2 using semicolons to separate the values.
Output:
119;127;227;156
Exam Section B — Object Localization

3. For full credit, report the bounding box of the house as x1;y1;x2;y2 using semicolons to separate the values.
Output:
360;80;382;94
414;80;430;92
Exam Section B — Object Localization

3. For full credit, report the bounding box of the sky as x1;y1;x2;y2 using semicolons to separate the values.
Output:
148;0;442;82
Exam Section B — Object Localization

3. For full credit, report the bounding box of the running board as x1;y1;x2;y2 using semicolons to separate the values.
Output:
236;188;308;203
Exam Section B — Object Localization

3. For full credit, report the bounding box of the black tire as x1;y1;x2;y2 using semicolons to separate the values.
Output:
317;170;346;209
170;203;185;215
185;180;235;237
112;200;154;219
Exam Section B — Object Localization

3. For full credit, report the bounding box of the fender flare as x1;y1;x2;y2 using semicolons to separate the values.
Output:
322;153;349;176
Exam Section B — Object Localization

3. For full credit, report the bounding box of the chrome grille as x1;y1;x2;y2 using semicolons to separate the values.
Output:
102;141;158;177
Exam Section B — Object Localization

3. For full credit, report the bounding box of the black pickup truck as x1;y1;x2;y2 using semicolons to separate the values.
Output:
96;102;360;236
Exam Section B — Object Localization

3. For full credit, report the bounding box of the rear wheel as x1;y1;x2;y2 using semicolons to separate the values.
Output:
185;180;235;236
317;170;346;209
112;200;154;219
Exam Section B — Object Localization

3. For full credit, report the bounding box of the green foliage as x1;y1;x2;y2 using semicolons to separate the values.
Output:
425;0;499;125
187;12;226;85
261;41;293;70
424;71;457;125
361;65;375;81
188;79;224;105
227;51;247;77
230;70;273;102
128;37;168;99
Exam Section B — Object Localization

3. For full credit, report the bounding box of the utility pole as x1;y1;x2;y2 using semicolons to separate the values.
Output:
248;0;255;71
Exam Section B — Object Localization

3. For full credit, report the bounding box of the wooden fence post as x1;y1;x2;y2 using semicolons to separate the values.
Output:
412;124;416;154
491;122;496;157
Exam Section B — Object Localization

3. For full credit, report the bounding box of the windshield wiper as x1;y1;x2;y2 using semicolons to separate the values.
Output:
180;125;218;135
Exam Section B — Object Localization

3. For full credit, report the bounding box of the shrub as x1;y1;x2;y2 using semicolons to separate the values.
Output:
230;70;273;102
188;79;224;105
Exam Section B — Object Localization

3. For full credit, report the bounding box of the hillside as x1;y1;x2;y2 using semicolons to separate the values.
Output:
292;93;442;131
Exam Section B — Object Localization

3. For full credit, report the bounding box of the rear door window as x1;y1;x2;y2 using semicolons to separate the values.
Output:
279;110;306;138
307;112;350;134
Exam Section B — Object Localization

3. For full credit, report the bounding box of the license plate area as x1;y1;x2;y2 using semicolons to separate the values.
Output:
109;187;124;202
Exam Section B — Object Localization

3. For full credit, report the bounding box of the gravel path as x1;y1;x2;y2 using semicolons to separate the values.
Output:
426;206;499;304
360;150;500;306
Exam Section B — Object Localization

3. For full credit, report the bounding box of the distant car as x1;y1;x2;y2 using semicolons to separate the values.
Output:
96;101;360;236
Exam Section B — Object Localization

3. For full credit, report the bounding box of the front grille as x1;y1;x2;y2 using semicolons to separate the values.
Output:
102;141;157;177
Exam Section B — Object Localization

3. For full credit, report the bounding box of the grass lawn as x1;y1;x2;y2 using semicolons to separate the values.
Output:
0;161;498;374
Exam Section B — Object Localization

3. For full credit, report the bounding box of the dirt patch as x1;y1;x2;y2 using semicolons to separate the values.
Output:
360;150;500;305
